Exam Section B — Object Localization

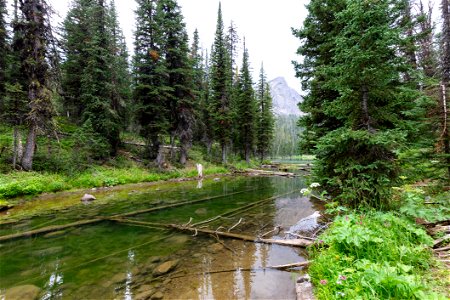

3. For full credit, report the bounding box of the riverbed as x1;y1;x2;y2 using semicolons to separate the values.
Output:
0;175;322;299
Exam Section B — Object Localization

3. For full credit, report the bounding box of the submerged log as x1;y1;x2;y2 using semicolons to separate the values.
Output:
111;218;313;248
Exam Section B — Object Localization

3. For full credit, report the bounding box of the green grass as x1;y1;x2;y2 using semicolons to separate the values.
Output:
0;164;228;201
308;211;446;299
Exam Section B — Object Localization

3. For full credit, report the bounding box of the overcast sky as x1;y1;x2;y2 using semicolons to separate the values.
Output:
14;0;309;92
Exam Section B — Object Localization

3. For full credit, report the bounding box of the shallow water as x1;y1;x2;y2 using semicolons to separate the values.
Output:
0;175;321;299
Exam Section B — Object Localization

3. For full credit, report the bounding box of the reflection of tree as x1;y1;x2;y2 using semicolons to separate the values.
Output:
42;259;64;300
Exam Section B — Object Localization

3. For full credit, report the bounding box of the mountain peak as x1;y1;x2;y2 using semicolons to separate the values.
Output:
269;77;303;116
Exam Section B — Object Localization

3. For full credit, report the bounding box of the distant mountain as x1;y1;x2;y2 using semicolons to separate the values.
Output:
269;77;303;116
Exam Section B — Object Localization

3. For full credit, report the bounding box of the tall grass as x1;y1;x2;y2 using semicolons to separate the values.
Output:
309;212;445;299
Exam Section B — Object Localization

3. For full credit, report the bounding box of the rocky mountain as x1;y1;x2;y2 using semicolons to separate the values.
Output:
269;77;303;116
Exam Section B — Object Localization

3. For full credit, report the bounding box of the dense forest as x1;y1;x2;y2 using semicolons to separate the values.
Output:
0;0;275;174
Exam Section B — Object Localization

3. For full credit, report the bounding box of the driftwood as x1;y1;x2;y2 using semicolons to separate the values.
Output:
111;218;313;248
423;219;450;227
434;245;450;252
433;234;450;248
427;225;450;236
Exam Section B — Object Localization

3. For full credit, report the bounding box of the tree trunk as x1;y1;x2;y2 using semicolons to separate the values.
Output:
21;124;37;171
170;133;176;160
12;127;23;169
180;144;188;165
221;142;227;164
361;85;374;132
245;144;250;164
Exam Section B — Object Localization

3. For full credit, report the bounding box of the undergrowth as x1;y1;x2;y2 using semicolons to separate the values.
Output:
309;211;446;299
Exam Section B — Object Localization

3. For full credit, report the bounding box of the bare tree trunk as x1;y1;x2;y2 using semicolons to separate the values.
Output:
12;127;23;169
170;133;176;160
21;124;37;171
221;142;227;164
156;144;165;169
180;144;188;165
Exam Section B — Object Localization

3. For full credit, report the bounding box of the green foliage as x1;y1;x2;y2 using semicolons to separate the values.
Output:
256;65;275;162
394;186;450;223
315;128;403;208
309;212;442;299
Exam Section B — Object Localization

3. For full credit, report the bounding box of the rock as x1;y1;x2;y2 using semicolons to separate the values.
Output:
207;243;224;254
194;208;207;215
213;178;220;181
151;291;164;300
0;204;14;212
167;235;189;245
152;260;179;277
5;284;41;300
296;274;315;300
43;230;66;238
147;256;162;264
81;194;96;201
135;289;154;300
111;272;127;284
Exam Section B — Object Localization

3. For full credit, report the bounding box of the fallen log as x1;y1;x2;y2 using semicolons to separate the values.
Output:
111;218;313;248
0;189;257;242
0;218;104;242
433;234;450;248
433;245;450;252
243;169;298;177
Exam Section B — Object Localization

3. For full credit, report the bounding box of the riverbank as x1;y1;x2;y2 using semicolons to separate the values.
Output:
307;185;450;299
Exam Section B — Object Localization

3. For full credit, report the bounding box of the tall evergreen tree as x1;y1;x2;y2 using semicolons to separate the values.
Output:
133;0;168;163
0;0;7;103
292;0;345;153
155;0;195;165
210;3;232;163
256;64;274;162
236;40;257;163
16;0;56;171
296;0;419;207
440;0;450;179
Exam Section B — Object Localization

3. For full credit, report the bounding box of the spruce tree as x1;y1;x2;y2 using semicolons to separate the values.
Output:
133;0;169;162
0;0;7;103
210;3;232;163
16;0;56;171
256;64;274;162
236;41;257;163
297;0;419;207
292;0;345;153
155;0;195;165
440;0;450;179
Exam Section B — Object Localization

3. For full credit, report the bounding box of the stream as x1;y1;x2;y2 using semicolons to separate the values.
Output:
0;174;322;300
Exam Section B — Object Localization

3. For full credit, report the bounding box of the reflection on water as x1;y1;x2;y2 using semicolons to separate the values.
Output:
0;175;320;299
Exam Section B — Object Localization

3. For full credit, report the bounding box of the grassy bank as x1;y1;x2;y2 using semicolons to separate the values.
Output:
308;187;449;299
0;164;228;201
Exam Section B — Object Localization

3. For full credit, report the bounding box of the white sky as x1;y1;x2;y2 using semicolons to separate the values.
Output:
6;0;309;91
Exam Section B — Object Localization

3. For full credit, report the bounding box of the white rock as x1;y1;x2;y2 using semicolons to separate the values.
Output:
81;194;96;201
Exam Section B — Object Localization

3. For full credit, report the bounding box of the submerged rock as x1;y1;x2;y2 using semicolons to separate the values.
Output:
81;194;96;201
32;246;63;257
194;208;207;215
135;290;154;300
5;284;41;300
207;243;224;254
152;260;179;277
151;291;164;300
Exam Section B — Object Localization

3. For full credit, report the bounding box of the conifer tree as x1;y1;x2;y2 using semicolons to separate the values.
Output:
296;0;420;207
236;41;256;163
440;0;450;179
133;0;168;163
16;0;56;171
0;0;7;103
210;3;232;163
155;0;195;165
256;64;274;162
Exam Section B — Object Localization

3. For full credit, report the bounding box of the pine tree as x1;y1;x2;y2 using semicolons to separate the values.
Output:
0;0;7;103
440;0;450;179
292;0;345;153
210;3;232;163
236;41;257;163
133;0;169;163
16;0;56;171
256;64;274;162
156;0;195;165
297;0;420;207
80;0;121;154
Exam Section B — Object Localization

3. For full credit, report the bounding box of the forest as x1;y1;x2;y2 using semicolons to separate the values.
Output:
0;0;449;299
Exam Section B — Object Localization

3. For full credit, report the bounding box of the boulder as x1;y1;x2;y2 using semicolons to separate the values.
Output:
4;284;41;300
81;194;96;201
152;260;179;277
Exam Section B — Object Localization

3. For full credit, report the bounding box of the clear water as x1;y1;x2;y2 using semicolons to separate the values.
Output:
0;175;321;299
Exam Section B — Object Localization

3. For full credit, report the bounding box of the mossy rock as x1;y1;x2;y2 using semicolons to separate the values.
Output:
153;260;179;277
